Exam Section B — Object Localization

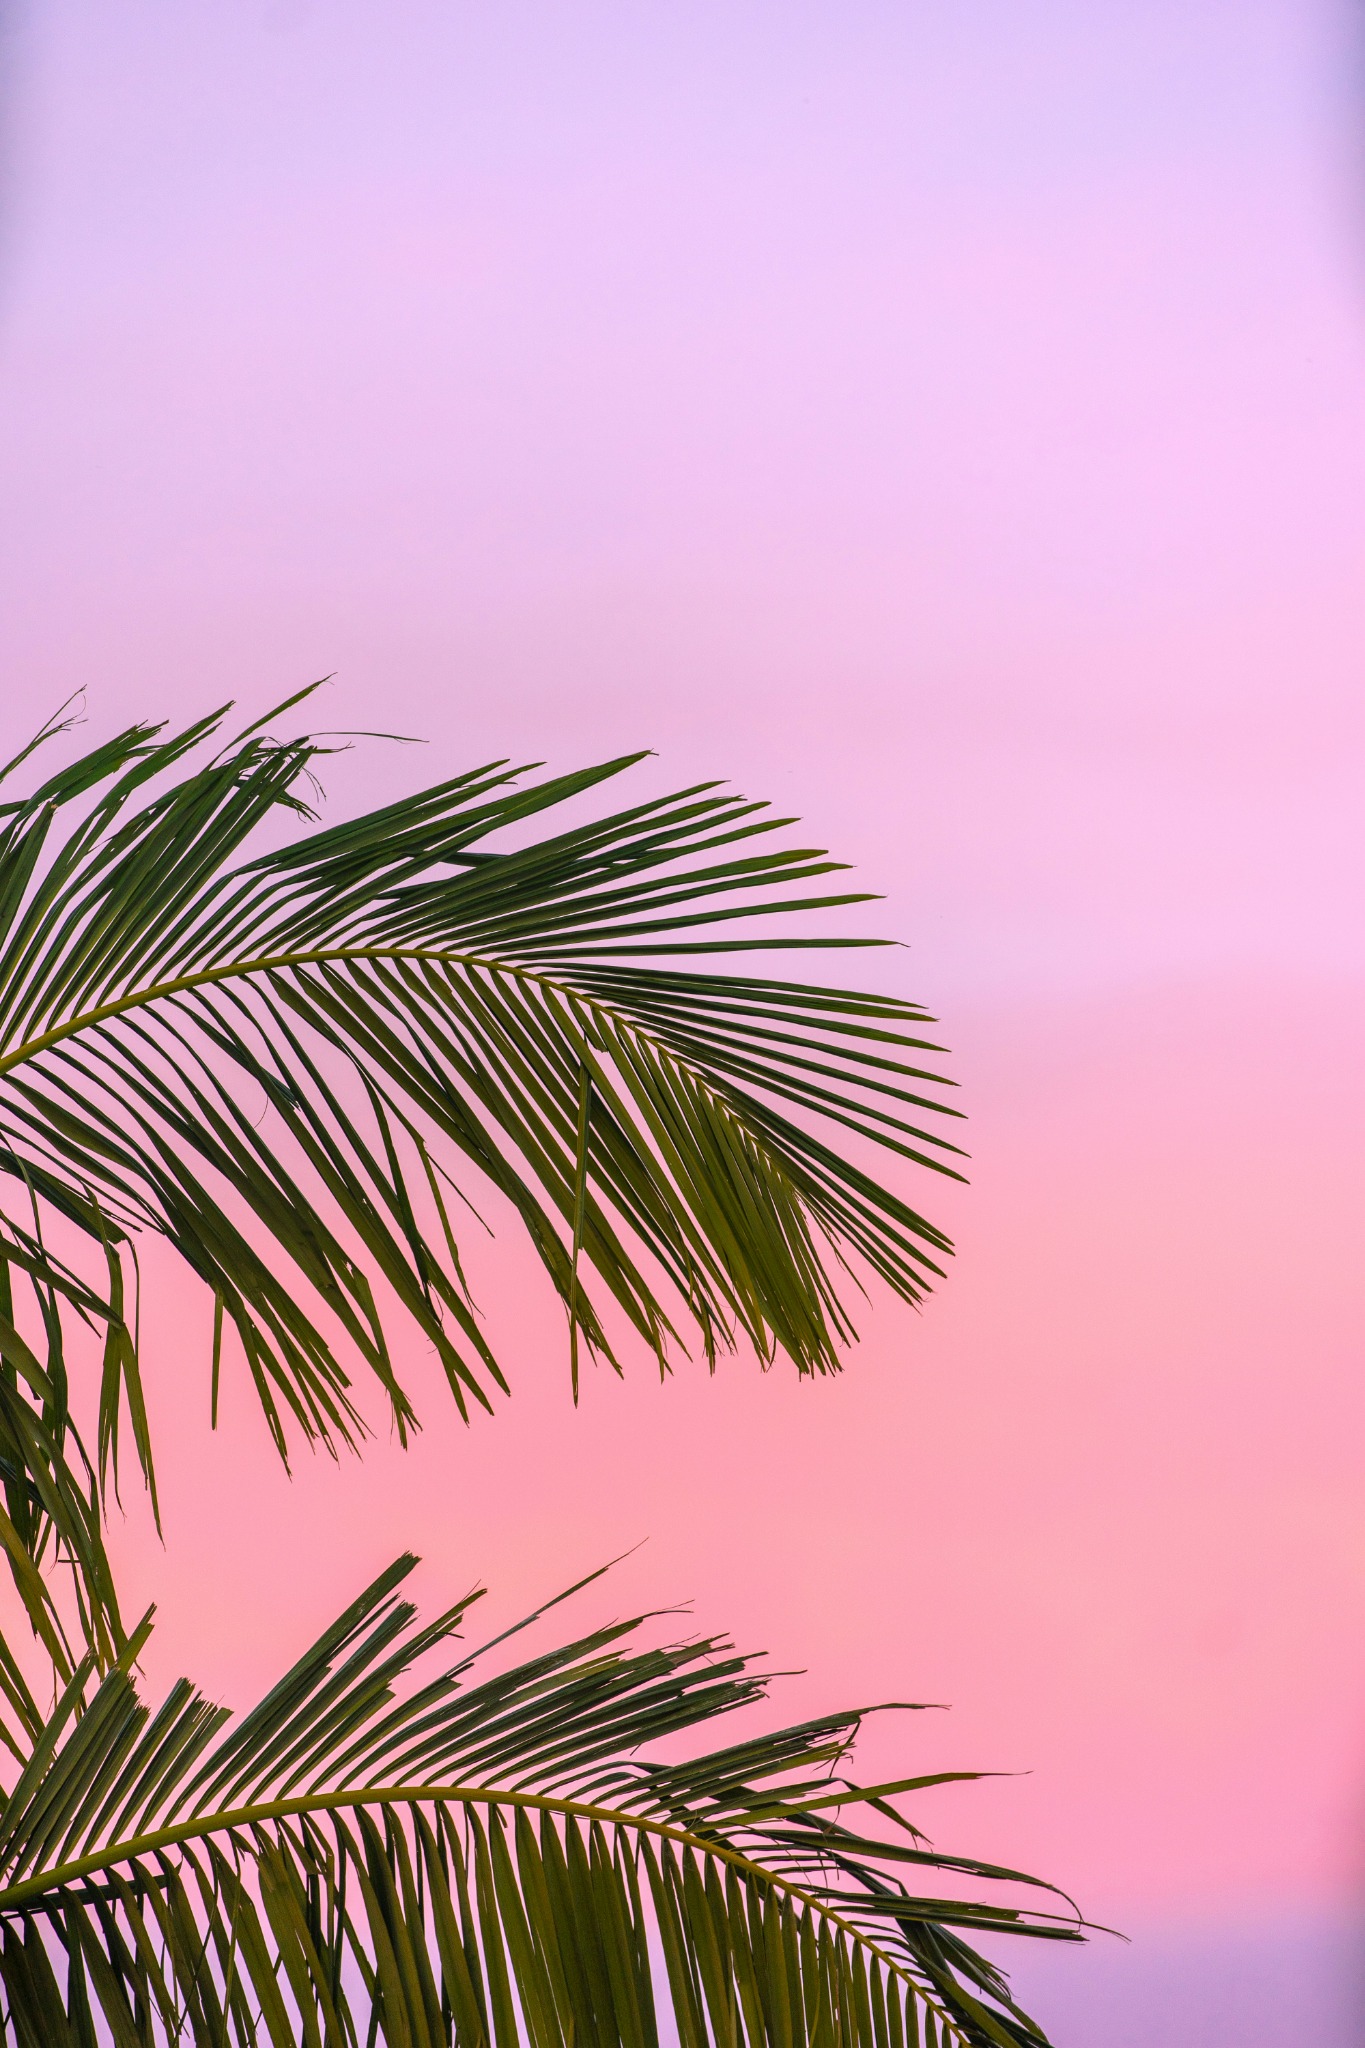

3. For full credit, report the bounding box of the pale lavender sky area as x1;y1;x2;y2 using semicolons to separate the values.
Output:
3;5;1365;2042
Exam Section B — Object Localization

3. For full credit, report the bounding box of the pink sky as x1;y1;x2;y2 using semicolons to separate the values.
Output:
3;3;1365;2038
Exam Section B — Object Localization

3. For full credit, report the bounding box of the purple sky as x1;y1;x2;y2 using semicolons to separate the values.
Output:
3;4;1365;2039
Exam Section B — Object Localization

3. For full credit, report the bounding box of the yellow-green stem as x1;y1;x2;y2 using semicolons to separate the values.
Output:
0;1777;960;2028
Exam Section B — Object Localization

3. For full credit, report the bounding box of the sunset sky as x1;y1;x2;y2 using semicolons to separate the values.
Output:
3;4;1365;2040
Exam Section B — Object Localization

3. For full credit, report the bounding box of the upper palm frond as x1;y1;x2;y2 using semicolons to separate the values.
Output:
0;1557;1078;2047
0;696;962;1660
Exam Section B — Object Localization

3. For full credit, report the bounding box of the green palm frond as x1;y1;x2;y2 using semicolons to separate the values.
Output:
0;695;963;1660
0;1557;1078;2046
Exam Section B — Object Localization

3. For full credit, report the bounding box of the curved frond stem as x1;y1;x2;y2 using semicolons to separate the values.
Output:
0;1780;1062;1945
0;945;937;1105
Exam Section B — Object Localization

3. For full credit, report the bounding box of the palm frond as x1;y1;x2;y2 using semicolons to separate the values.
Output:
0;698;963;1658
0;1558;1078;2046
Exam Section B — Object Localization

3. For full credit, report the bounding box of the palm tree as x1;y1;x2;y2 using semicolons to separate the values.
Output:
0;693;1081;2044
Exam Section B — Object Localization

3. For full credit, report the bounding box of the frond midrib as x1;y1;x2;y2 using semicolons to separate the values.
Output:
0;949;558;1075
0;945;944;1172
0;1777;938;2005
0;945;908;1076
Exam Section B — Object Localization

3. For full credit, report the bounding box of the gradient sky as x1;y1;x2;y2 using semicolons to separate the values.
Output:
3;4;1365;2040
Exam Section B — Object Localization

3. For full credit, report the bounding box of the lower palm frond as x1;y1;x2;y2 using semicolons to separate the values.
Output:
0;1558;1078;2047
0;696;964;1662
